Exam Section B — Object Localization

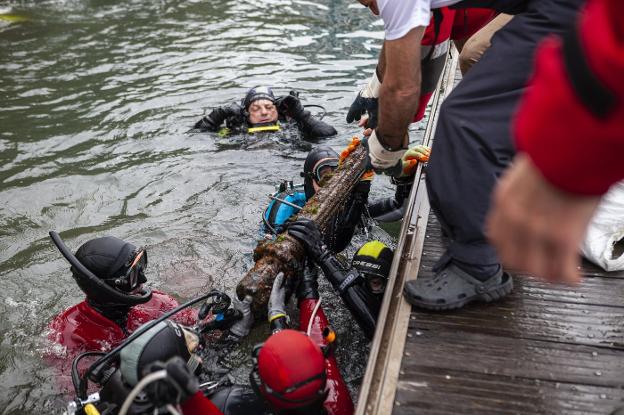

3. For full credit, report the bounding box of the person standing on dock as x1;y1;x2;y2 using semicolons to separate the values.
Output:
353;0;586;310
486;0;624;285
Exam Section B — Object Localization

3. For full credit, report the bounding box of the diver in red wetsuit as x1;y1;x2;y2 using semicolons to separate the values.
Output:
47;233;195;361
95;270;352;415
171;271;354;415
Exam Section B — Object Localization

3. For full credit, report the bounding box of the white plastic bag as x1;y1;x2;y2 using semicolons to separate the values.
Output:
581;181;624;271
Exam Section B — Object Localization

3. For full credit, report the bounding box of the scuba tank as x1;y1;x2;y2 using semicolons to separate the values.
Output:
62;290;241;415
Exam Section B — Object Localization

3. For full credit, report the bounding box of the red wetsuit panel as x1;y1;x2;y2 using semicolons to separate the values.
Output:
514;0;624;195
181;391;224;415
46;290;197;384
422;7;454;47
414;8;454;122
47;301;126;356
298;299;354;415
450;8;497;41
48;290;195;357
126;291;197;332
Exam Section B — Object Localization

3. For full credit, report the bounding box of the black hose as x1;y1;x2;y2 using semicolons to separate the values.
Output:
262;205;277;236
71;351;106;395
76;291;221;399
303;104;327;120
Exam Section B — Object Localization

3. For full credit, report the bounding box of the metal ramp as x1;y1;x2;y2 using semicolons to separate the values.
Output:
356;48;624;415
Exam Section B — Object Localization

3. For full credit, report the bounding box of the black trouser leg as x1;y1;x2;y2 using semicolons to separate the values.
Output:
426;0;585;272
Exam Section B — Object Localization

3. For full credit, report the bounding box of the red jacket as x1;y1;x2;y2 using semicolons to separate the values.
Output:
514;0;624;195
415;8;496;122
47;290;196;362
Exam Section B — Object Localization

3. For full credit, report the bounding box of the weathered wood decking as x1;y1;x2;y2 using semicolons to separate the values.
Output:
394;214;624;414
356;48;624;414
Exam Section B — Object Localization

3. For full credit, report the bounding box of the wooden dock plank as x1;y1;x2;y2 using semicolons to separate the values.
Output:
357;50;624;415
394;213;624;414
395;370;622;415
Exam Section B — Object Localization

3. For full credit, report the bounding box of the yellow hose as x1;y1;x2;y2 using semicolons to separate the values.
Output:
84;404;101;415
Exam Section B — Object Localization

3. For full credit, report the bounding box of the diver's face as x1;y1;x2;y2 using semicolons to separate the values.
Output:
357;0;379;15
312;165;335;193
366;275;386;295
248;99;278;125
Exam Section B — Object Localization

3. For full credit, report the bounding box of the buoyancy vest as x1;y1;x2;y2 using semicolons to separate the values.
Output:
263;184;307;235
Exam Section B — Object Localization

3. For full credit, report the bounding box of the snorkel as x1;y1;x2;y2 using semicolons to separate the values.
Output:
49;231;152;306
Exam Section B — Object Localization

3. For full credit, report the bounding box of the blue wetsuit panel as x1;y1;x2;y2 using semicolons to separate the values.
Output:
263;191;307;234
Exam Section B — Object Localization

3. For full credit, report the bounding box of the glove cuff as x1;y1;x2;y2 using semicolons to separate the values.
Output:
361;70;381;98
369;130;407;170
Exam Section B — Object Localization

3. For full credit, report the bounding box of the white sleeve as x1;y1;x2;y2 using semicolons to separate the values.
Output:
377;0;433;41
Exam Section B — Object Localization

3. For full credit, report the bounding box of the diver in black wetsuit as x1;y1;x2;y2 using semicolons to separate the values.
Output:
262;146;371;254
367;176;415;223
193;86;337;140
287;218;393;339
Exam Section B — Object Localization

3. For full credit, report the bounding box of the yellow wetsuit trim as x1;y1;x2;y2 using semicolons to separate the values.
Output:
268;313;287;323
247;123;281;134
0;14;29;23
84;404;101;415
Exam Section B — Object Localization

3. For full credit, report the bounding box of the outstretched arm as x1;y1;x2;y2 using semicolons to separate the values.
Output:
193;103;244;132
288;219;381;337
376;27;424;149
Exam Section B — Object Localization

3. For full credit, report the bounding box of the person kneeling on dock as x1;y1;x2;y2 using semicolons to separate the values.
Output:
193;86;337;140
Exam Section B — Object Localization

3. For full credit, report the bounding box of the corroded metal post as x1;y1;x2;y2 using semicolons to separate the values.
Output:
236;144;368;317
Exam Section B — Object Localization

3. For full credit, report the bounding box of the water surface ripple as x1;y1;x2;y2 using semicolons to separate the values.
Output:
0;0;397;412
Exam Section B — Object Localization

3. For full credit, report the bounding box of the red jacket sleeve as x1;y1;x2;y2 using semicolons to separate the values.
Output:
181;391;223;415
514;0;624;195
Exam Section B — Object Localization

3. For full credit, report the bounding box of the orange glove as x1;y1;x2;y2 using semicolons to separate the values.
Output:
399;145;431;177
339;137;362;164
340;137;375;181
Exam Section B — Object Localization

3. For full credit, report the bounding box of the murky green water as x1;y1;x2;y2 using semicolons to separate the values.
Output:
0;1;412;412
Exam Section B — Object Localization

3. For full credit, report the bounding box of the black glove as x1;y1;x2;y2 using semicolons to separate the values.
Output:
353;180;371;200
287;218;326;262
392;176;414;206
276;93;305;119
194;103;244;131
277;93;337;139
297;113;337;139
297;262;320;300
143;357;198;407
346;93;378;129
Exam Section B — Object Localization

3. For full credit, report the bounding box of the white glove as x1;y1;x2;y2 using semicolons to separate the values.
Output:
361;70;381;98
368;129;407;172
